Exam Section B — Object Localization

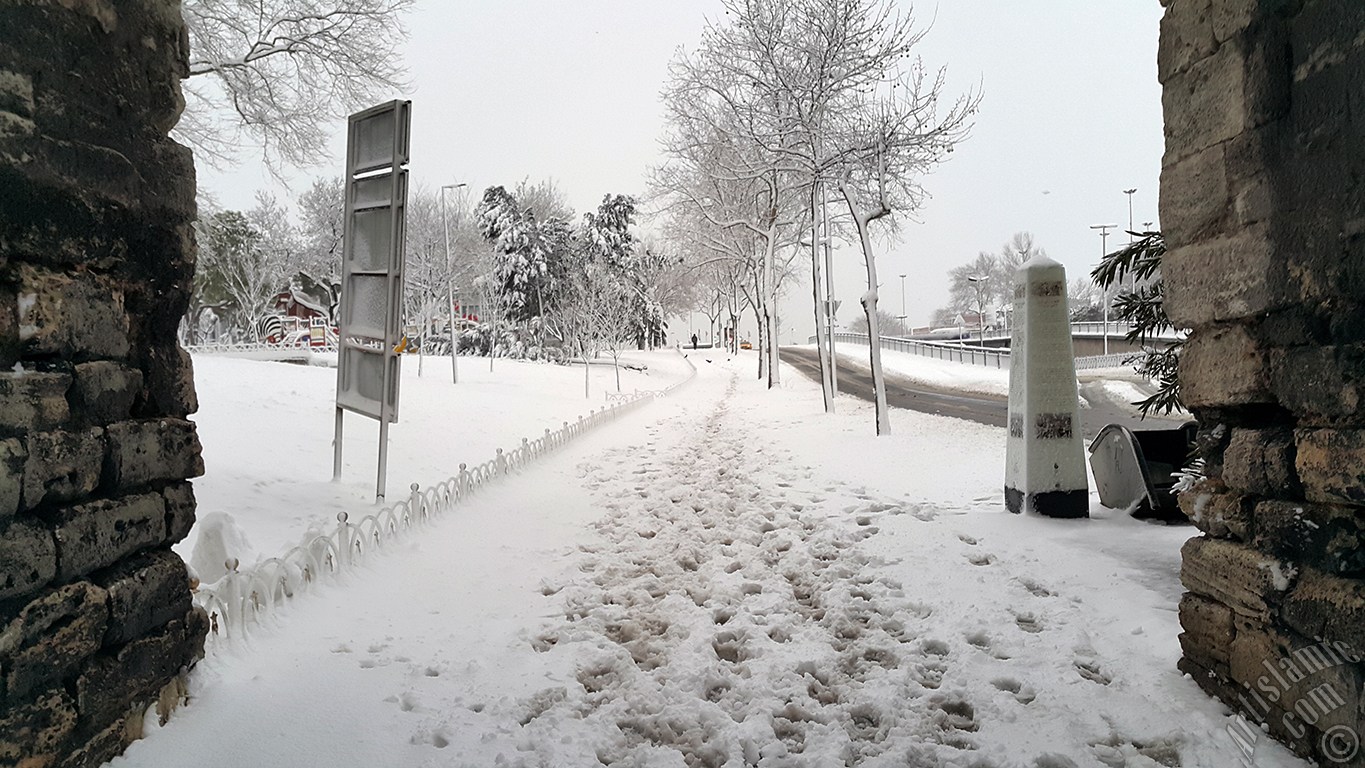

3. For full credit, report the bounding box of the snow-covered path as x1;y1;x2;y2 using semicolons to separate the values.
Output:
116;355;1305;768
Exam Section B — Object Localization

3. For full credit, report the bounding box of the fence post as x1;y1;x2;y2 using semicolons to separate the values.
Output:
457;463;469;496
409;482;422;523
223;557;241;637
336;512;352;566
495;448;507;475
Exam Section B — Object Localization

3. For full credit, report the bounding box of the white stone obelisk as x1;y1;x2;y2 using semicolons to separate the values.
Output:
1004;255;1089;517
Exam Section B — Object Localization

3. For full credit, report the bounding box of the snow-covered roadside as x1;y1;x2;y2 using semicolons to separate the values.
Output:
815;342;1010;397
118;353;1306;768
183;350;692;579
811;342;1182;422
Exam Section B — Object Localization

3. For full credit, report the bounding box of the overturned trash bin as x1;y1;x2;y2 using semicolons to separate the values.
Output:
1088;421;1197;520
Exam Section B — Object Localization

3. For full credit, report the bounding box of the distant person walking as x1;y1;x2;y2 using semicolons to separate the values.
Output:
691;333;698;349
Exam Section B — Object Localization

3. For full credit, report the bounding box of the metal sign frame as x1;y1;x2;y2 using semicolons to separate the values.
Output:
333;99;411;502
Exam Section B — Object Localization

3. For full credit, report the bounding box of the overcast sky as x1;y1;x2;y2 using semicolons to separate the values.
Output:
198;0;1166;340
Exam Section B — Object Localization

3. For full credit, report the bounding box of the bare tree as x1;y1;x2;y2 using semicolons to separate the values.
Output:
180;0;413;171
295;176;346;282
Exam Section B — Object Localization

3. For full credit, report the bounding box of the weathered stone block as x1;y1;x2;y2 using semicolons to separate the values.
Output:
1178;592;1236;665
1223;427;1298;496
49;493;166;581
1158;0;1216;84
1240;16;1292;129
15;264;130;359
1232;175;1272;227
0;370;70;433
140;342;197;417
22;427;103;511
1178;326;1274;407
1269;344;1365;421
56;714;133;768
104;418;203;490
1158;142;1229;245
0;437;26;519
1180;489;1252;539
0;688;77;767
1281;567;1365;657
1296;429;1365;505
1212;0;1259;44
1233;624;1363;740
161;481;195;545
75;609;207;730
0;517;56;600
70;361;141;426
0;69;35;120
1254;500;1365;575
93;549;192;646
1162;40;1247;165
1181;536;1295;622
0;582;107;703
1165;229;1287;326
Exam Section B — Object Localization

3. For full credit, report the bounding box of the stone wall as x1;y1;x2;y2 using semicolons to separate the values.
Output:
1159;0;1365;763
0;2;207;765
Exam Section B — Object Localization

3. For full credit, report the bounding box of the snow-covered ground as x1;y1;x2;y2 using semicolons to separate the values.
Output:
180;350;693;581
115;350;1308;767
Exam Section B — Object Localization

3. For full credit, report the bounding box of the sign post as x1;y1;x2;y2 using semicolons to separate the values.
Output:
332;100;411;503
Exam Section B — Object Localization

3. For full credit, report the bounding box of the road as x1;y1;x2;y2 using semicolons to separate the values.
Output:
779;346;1187;439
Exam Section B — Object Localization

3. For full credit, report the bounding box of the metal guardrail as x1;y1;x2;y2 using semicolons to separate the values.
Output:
935;321;1181;344
193;350;698;650
810;332;1144;373
818;332;1011;369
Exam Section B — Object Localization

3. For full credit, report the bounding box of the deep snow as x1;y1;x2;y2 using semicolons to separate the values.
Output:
113;350;1308;768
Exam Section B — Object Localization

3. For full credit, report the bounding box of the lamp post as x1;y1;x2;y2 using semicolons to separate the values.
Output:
1090;223;1118;354
897;273;907;335
1123;188;1137;243
1123;188;1138;296
440;182;467;384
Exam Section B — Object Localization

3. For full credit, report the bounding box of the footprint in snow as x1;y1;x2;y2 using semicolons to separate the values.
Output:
1074;659;1112;685
966;552;995;566
1014;612;1044;633
1017;577;1054;597
991;677;1038;704
964;630;991;649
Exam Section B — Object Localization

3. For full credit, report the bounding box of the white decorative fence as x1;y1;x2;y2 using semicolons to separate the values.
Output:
192;352;697;650
185;341;338;359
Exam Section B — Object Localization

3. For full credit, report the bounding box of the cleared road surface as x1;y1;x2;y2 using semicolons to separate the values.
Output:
779;346;1186;439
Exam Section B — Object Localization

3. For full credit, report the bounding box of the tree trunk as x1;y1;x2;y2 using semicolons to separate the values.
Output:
762;237;779;389
840;182;891;436
810;184;833;412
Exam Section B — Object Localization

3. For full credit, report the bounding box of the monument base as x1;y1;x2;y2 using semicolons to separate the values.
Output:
1005;486;1089;518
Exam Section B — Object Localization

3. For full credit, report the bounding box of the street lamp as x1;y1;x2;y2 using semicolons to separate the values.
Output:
1090;223;1118;354
440;182;467;384
1123;188;1137;243
897;273;907;330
